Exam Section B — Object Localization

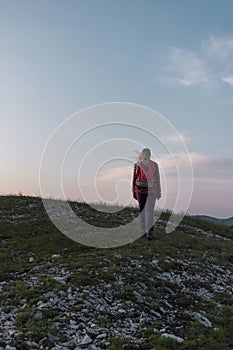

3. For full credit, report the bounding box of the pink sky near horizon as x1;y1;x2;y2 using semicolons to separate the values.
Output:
1;151;232;219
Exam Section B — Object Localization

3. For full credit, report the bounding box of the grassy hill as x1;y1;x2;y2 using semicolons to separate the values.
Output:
194;215;233;228
0;195;232;350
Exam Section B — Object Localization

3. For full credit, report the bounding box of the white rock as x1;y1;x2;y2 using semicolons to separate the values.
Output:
152;258;159;265
29;257;34;263
150;310;162;318
115;254;122;260
159;307;166;313
82;308;89;313
89;345;99;350
162;333;184;343
51;254;61;259
53;276;67;284
70;319;77;325
192;312;212;327
8;329;16;337
80;334;92;345
96;333;107;339
118;308;126;313
104;342;111;347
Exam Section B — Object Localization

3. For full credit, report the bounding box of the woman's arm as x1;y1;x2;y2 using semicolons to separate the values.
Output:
132;164;139;199
154;163;161;199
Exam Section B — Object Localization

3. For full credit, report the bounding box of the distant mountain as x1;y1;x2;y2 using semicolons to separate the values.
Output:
194;215;233;227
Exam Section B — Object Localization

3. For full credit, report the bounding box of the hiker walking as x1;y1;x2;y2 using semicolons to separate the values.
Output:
132;148;161;239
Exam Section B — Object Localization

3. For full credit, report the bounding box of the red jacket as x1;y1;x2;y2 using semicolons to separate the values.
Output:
132;160;161;198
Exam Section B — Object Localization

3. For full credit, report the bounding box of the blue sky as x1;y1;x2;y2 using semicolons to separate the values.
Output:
1;0;233;217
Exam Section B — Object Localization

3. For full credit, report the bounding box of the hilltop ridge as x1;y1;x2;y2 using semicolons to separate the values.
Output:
0;195;232;350
194;215;233;228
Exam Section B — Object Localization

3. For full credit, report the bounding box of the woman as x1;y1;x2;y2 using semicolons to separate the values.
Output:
132;148;161;239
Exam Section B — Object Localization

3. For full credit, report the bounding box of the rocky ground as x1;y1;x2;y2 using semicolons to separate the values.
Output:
0;196;232;349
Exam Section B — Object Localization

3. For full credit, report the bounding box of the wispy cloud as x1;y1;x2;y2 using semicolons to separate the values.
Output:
222;75;233;86
148;151;233;194
203;34;233;60
92;152;233;187
186;152;233;186
163;132;191;144
96;165;132;185
159;35;233;89
162;48;210;87
203;34;233;88
188;152;233;217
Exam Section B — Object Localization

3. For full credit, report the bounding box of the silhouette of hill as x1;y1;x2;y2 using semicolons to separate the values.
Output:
194;215;233;228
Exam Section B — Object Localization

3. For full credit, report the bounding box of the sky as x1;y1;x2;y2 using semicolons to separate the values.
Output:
1;0;233;218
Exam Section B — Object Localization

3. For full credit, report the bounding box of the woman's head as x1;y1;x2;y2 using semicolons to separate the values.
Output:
138;148;151;163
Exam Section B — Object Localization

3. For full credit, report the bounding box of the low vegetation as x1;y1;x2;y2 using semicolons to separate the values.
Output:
0;195;232;349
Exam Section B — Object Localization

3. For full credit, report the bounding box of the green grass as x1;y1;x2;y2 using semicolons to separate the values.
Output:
0;195;232;349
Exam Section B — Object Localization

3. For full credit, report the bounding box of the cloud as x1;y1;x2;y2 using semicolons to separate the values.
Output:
78;165;133;204
155;151;233;192
96;165;132;185
189;152;233;186
163;132;190;144
159;35;233;89
222;75;233;86
203;35;233;88
203;34;233;60
92;152;233;189
187;152;233;217
161;48;210;87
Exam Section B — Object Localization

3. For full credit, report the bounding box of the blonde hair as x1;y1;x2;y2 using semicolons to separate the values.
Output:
137;148;151;164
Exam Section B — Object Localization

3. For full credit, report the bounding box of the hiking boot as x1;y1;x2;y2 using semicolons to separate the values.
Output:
146;232;153;240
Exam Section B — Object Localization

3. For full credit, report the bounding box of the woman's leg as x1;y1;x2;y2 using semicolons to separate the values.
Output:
145;193;157;238
137;193;148;235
